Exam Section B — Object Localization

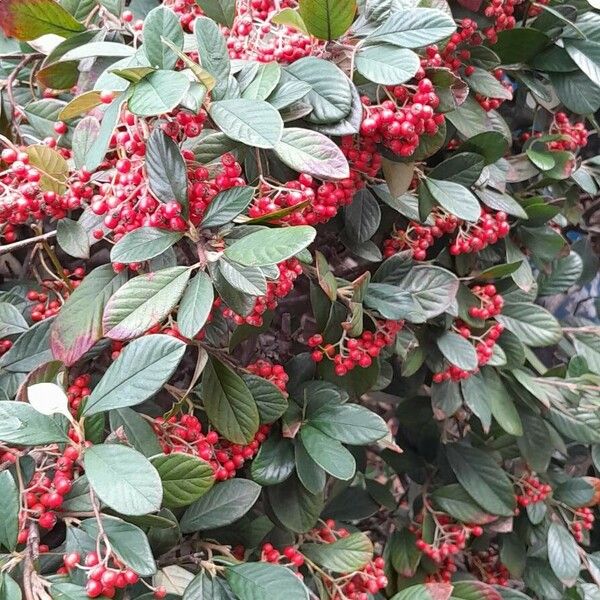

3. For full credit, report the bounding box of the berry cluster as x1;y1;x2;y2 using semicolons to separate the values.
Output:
61;551;140;598
421;19;511;111
248;136;379;227
226;0;321;63
0;147;91;239
89;112;244;245
413;516;483;566
360;79;444;158
448;209;510;255
26;268;85;321
550;112;589;152
20;446;81;538
308;320;403;376
260;543;305;568
514;474;552;507
383;211;459;260
468;284;504;320
315;521;388;599
222;258;302;327
468;547;510;586
247;360;289;394
570;507;595;542
66;374;92;414
153;414;270;480
482;0;519;42
433;321;504;383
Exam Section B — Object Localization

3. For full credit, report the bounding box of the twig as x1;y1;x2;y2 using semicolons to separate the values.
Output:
23;521;40;600
0;230;57;256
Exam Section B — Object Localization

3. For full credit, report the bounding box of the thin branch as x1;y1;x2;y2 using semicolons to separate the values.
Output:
0;231;57;256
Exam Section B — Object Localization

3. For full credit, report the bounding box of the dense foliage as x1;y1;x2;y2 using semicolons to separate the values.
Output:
0;0;600;599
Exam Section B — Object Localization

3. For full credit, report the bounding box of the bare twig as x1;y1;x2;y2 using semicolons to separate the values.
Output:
0;230;57;256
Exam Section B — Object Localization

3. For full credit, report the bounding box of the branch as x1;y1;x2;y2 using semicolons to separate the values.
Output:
0;230;57;256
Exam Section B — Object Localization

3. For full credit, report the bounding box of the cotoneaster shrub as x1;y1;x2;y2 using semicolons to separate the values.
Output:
0;0;599;599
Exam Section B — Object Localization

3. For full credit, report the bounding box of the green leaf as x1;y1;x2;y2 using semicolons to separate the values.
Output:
103;267;191;340
344;189;381;243
81;94;127;172
242;373;289;423
389;528;421;577
356;44;419;85
492;28;550;64
56;218;89;259
274;128;349;180
109;407;162;457
80;516;157;576
369;8;456;48
266;474;323;532
271;8;309;35
446;444;516;517
50;265;127;366
302;532;372;572
194;0;235;27
496;303;562;347
571;332;600;375
0;318;54;372
0;400;67;445
295;439;326;494
201;357;259;444
143;6;183;69
202;187;255;227
551;70;600;114
299;425;356;480
365;266;458;323
465;67;513;100
0;471;18;551
460;132;510;165
538;253;583;296
151;453;215;508
547;522;580;586
241;62;281;100
250;435;295;485
226;562;309;600
0;303;28;337
128;70;190;117
297;0;356;40
180;478;261;532
479;367;522;436
183;572;235;600
436;331;478;371
553;478;594;508
194;16;230;100
85;444;162;516
307;404;388;444
424;178;481;222
0;0;86;40
210;99;283;149
83;334;186;416
145;129;188;207
431;484;492;524
50;583;96;600
565;40;600;88
72;118;100;171
284;57;352;124
225;226;316;267
428;152;484;187
59;41;136;61
177;272;214;339
111;228;183;264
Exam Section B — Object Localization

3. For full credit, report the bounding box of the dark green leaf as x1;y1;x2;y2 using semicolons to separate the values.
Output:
84;444;162;515
83;335;186;415
180;479;261;532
